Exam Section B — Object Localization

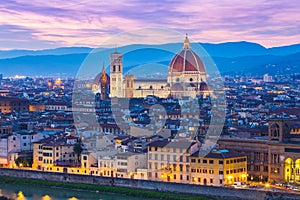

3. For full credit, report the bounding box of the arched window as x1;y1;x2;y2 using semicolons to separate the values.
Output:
270;123;280;139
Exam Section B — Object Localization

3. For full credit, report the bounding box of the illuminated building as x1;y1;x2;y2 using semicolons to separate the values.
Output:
0;96;29;113
93;34;209;99
190;149;247;186
147;138;199;183
218;118;300;183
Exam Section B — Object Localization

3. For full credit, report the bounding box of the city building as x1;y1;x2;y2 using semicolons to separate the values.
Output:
190;149;247;186
0;96;29;113
219;118;300;183
32;133;80;172
93;34;209;99
0;134;21;167
147;138;199;183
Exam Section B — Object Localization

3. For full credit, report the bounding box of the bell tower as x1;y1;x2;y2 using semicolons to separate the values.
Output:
110;52;123;97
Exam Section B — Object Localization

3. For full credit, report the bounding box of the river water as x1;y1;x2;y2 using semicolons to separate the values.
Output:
0;183;151;200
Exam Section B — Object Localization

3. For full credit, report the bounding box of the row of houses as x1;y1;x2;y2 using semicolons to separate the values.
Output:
30;132;247;187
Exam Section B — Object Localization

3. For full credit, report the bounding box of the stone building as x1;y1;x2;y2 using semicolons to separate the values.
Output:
0;96;29;113
93;34;209;99
190;149;247;186
218;118;300;183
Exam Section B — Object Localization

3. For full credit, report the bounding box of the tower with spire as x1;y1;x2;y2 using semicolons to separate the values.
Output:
92;63;110;100
100;65;109;100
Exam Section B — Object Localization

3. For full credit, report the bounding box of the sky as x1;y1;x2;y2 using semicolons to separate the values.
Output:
0;0;299;50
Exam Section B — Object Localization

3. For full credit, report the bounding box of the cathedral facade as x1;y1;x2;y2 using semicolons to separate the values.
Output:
93;34;209;99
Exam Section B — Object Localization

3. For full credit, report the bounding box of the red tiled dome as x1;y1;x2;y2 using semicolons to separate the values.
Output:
168;34;206;74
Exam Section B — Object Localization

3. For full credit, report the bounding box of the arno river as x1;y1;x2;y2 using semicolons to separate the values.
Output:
0;183;151;200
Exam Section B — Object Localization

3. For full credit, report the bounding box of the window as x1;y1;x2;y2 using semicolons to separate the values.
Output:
210;178;213;184
203;159;207;164
180;156;183;162
219;170;223;174
254;165;260;172
255;152;261;161
219;160;223;164
167;155;170;162
180;165;183;172
209;160;214;164
191;159;196;163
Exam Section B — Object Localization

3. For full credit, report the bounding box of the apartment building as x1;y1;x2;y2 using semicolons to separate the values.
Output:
190;150;247;186
147;138;199;183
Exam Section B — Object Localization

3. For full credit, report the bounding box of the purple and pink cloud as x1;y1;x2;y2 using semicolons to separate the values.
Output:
0;0;299;49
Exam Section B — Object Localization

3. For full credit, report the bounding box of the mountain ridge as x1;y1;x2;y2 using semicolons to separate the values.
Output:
0;41;299;77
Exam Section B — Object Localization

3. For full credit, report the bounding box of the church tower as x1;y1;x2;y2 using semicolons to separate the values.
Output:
110;52;123;97
100;66;109;100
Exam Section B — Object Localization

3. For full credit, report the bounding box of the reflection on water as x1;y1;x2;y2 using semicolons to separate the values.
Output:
17;191;25;200
42;195;51;200
0;183;152;200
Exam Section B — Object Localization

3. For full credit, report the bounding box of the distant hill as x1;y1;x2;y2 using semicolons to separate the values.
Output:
0;41;299;77
0;47;93;59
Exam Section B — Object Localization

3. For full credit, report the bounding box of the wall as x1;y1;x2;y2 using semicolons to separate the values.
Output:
0;168;297;200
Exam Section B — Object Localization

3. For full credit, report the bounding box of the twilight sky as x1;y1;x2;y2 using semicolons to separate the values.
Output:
0;0;299;50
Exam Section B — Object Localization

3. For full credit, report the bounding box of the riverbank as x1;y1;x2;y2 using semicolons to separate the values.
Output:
1;168;299;200
0;176;215;200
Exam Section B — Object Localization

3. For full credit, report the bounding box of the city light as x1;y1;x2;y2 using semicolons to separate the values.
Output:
42;195;52;200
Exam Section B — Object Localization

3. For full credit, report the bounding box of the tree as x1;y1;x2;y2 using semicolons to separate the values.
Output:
15;156;33;167
73;141;83;163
